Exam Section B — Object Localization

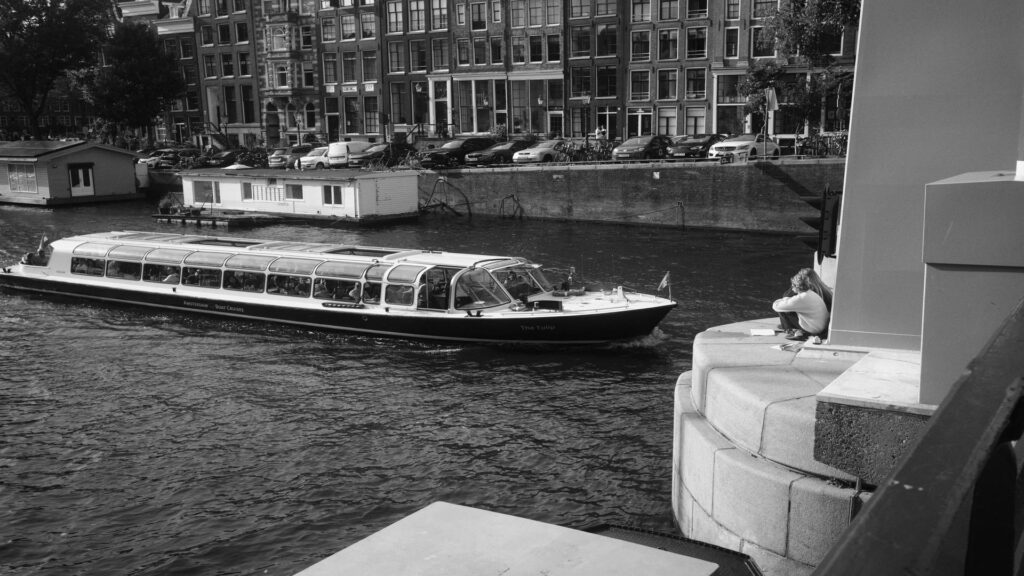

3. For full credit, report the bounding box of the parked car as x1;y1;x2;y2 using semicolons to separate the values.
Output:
327;141;374;168
203;149;240;168
465;140;533;165
267;144;314;169
708;133;781;160
611;135;674;161
141;148;180;169
416;137;496;169
512;139;569;163
668;134;725;160
348;142;414;168
299;146;331;169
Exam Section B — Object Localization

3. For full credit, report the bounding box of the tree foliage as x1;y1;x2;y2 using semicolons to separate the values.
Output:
761;0;861;67
739;60;853;133
72;21;184;132
0;0;111;138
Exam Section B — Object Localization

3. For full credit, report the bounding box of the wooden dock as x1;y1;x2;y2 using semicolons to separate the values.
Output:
151;210;284;229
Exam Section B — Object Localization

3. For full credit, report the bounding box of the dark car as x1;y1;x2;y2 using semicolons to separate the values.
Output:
416;137;496;169
203;150;240;168
348;142;414;168
611;135;674;161
267;144;314;169
668;134;725;160
464;140;532;166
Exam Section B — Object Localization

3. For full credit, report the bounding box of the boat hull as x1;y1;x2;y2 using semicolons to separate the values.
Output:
0;274;675;345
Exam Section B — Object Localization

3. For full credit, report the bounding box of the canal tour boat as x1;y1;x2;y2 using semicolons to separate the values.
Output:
0;231;676;344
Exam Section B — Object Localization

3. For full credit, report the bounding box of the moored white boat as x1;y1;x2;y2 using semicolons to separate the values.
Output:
0;231;676;344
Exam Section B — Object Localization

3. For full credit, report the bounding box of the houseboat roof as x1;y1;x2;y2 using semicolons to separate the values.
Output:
60;230;516;270
178;168;419;182
0;140;136;161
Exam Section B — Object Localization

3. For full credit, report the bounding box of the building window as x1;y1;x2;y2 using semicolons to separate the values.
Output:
512;37;526;63
410;40;427;71
457;38;471;65
432;38;449;68
432;1;448;28
511;0;525;26
657;69;677;99
630;70;650;100
471;2;486;29
596;0;615;15
275;64;289;87
490;37;503;63
224;86;238;122
201;25;214;45
198;0;210;14
388;41;405;72
686;0;707;18
270;26;287;51
362;50;377;80
218;23;231;44
658;28;678;59
410;0;425;31
596;24;616;56
234;0;245;11
685;106;706;134
726;0;739;19
528;0;544;25
751;27;774;57
322;18;337;41
361;13;376;38
365;96;379;132
387;1;403;33
571;67;591;98
301;25;314;48
303;62;315;86
659;0;677;20
685;68;706;99
631;30;650;61
342;51;357;82
570;26;590;58
547;34;561;61
342;15;356;39
7;164;37;193
632;0;651;22
203;54;217;77
570;0;589;18
235;23;249;43
324;53;338;83
456;3;466;25
180;38;194;58
724;27;738;58
686;27;707;58
753;0;776;18
238;52;250;75
474;37;487;64
529;35;543;62
596;65;616;97
657;106;676;134
491;0;502;22
221;53;234;76
304;102;316;126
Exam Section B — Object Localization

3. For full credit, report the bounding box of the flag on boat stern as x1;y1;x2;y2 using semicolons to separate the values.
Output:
658;271;670;291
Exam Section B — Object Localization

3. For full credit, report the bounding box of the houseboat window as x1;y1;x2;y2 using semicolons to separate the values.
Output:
225;254;276;270
143;264;182;284
194;181;221;204
313;278;360;301
144;248;192;263
285;184;303;200
8;163;37;193
267;274;311;297
108;245;152;260
106;260;142;280
386;265;426;284
315;261;369;278
269;257;322;275
183;251;232;267
323;185;344;205
453;268;511;310
73;242;116;257
71;257;105;276
182;266;223;287
223;270;265;292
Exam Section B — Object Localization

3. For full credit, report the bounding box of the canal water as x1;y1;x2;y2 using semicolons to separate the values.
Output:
0;201;808;575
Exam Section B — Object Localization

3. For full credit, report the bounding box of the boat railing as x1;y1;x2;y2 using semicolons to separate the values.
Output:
812;296;1024;575
250;185;286;202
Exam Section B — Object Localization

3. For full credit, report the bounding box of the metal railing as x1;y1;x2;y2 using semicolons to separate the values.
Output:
813;297;1024;575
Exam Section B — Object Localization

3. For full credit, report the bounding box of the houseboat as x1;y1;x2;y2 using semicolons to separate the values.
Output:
0;231;676;344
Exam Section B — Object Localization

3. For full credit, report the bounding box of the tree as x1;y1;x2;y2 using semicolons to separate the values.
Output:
739;60;853;136
72;21;184;142
0;0;111;139
760;0;861;67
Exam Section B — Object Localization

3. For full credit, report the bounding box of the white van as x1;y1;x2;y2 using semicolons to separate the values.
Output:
328;141;373;168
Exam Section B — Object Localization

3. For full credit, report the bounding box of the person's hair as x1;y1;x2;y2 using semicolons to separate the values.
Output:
792;268;834;310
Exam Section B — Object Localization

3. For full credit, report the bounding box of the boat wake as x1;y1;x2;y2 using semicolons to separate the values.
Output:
607;327;670;350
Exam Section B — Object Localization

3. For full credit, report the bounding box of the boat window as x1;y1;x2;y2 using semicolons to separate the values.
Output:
419;267;458;310
144;248;192;264
386;265;426;284
453;268;511;310
187;238;262;247
385;284;416;306
315;261;370;278
106;260;142;280
183;251;232;267
266;274;311;297
143;264;181;284
362;282;381;304
225;254;277;271
268;257;322;275
223;270;265;292
71;257;105;276
73;243;116;257
324;247;400;257
492;264;552;301
364;264;387;281
182;266;223;288
314;278;360;301
107;245;152;261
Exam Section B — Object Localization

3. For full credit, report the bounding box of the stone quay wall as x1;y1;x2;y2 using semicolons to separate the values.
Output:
417;158;845;234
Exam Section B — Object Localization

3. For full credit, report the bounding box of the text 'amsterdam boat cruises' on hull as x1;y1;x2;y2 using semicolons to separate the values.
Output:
0;232;676;345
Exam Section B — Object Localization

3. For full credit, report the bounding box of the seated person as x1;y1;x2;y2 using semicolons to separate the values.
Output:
772;268;833;341
162;272;180;284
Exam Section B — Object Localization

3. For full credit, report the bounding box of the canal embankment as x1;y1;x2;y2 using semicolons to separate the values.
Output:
417;157;844;233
